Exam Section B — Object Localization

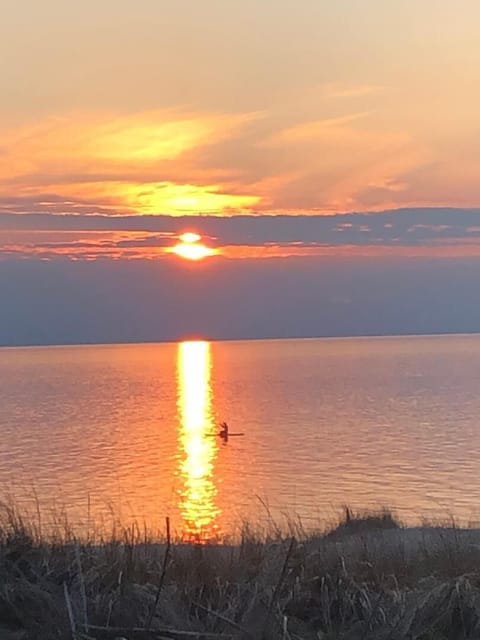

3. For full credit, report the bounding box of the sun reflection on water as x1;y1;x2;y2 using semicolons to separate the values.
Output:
176;341;220;542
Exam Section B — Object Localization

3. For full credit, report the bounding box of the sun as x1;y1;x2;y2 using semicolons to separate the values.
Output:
172;243;217;261
167;232;218;261
179;232;201;244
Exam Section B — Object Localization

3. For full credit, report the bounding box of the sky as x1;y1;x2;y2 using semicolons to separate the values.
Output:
1;1;480;345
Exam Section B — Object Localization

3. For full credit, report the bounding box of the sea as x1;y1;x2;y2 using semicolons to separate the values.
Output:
1;334;480;541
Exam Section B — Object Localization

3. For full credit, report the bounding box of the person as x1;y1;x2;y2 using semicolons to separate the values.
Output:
219;421;229;439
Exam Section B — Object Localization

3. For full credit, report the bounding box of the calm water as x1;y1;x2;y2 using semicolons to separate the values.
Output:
1;335;480;540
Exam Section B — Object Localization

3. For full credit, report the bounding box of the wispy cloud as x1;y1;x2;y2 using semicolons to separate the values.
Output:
270;111;375;144
322;84;386;99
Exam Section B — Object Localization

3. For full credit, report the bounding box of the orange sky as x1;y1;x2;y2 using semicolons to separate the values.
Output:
1;1;480;220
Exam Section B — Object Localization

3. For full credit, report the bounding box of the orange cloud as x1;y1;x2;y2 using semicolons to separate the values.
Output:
0;110;262;215
0;97;477;218
261;114;429;213
5;240;480;261
47;180;259;215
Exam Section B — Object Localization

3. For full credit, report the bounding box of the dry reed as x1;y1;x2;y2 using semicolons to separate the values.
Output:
0;503;479;639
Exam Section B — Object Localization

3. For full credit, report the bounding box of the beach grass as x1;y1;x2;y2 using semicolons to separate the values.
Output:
1;503;480;639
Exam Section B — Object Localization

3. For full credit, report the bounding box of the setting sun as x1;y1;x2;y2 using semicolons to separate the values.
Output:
180;232;201;243
167;232;218;260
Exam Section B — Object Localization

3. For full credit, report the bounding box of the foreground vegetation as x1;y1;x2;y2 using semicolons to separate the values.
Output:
1;505;480;639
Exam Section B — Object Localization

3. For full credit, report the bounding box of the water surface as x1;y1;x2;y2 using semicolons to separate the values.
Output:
2;335;480;539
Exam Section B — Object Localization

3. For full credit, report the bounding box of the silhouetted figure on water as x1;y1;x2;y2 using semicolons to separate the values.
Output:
219;421;229;440
218;422;244;442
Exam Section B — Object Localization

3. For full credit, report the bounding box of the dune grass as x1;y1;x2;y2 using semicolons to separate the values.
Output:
1;503;480;639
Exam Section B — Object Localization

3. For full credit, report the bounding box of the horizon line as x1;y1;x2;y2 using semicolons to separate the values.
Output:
2;330;480;350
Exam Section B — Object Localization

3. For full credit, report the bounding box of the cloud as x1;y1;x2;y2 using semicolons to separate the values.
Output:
0;99;478;217
261;110;429;213
271;112;375;143
323;84;386;99
0;110;262;215
2;208;480;261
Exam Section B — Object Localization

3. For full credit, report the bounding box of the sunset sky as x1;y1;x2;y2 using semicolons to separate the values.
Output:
1;1;480;344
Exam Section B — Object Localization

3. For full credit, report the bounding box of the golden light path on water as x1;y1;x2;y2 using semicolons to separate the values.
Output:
176;341;220;542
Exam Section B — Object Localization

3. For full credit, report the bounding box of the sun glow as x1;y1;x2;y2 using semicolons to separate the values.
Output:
177;341;220;542
167;232;218;260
